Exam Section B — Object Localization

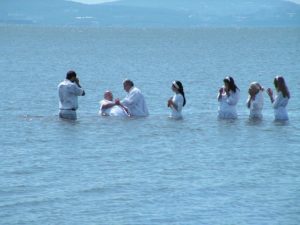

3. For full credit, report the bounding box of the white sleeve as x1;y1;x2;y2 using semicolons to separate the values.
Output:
121;91;139;106
70;84;84;96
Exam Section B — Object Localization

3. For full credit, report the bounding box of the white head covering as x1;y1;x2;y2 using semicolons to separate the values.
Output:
172;81;179;89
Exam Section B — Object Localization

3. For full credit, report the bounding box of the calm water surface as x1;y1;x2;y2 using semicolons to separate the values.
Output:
0;25;300;225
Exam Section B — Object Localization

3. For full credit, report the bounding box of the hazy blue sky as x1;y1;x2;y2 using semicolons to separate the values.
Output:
1;0;299;27
68;0;300;4
67;0;119;4
288;0;300;4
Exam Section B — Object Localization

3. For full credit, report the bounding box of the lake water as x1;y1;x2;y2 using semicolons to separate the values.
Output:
0;25;300;225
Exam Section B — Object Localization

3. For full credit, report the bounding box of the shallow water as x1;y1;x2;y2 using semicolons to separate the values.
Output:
0;25;300;225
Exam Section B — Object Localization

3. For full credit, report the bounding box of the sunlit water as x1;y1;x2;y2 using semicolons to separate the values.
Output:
0;25;300;225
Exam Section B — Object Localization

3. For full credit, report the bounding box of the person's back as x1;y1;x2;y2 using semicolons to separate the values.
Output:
58;70;85;120
58;80;80;109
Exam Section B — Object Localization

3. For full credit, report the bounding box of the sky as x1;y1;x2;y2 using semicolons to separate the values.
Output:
287;0;300;4
69;0;300;4
1;0;299;27
67;0;119;4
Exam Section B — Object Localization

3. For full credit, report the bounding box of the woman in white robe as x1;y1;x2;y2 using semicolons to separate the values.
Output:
167;80;186;119
247;82;264;119
217;76;240;119
267;76;290;121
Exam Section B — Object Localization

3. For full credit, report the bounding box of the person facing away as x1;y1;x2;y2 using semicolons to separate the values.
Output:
115;79;149;117
247;82;264;120
58;70;85;120
217;76;240;119
167;80;186;119
267;76;290;121
99;90;129;117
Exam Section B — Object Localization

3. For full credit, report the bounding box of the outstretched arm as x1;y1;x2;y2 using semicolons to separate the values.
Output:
101;102;115;110
267;88;274;103
217;87;224;101
72;78;85;96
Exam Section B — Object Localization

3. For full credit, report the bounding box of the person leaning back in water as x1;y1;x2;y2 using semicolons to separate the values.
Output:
99;90;129;117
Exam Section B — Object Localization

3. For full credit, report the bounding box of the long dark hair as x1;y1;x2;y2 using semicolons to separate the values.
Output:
274;76;290;98
173;80;186;107
223;76;239;93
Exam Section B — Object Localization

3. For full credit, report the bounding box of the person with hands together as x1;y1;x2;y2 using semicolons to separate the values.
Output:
217;76;240;119
167;80;186;119
267;76;290;121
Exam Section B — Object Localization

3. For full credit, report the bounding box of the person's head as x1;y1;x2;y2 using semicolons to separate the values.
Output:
223;76;239;92
172;80;186;106
248;82;263;96
104;90;113;101
274;76;290;98
66;70;77;82
123;79;134;93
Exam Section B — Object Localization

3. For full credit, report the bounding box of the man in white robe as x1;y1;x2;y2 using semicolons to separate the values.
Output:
58;70;85;120
116;79;149;117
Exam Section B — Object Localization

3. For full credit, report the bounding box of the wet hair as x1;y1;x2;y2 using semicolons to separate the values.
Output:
250;82;264;93
173;80;186;107
274;76;290;98
123;79;134;87
223;76;239;93
66;70;77;80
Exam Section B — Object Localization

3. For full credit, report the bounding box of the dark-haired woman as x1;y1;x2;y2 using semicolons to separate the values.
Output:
267;76;290;121
167;81;186;119
217;76;240;119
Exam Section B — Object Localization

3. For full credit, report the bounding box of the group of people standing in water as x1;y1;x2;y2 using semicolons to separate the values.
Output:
217;76;290;121
58;70;290;121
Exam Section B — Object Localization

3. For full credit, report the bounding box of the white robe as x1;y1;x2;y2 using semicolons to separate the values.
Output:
58;79;84;120
273;92;289;121
218;90;240;119
249;91;264;119
121;87;149;117
169;94;184;119
99;100;128;117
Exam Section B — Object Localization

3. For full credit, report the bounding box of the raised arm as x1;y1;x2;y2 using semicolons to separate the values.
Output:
217;87;224;101
226;91;239;105
267;88;274;103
